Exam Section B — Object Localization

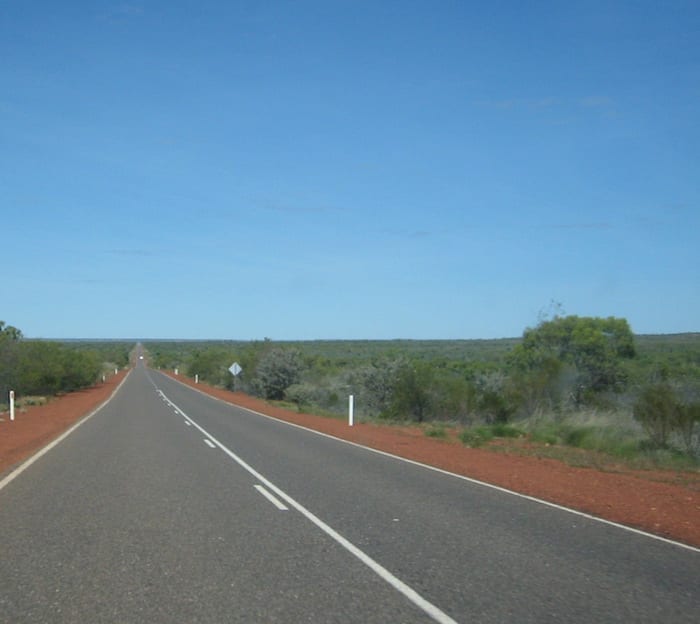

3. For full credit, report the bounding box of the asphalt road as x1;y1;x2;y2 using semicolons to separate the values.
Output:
0;364;698;623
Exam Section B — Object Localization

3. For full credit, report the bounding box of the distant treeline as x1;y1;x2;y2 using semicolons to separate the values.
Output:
0;322;131;400
144;318;700;458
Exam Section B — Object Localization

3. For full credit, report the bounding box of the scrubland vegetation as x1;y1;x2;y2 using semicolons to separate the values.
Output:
0;321;130;406
144;314;700;468
3;314;698;468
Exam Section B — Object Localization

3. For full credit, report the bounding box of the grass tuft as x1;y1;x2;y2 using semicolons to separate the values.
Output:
460;426;494;448
424;424;448;439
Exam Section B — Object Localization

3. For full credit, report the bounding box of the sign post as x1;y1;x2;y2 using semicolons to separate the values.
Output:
228;362;242;391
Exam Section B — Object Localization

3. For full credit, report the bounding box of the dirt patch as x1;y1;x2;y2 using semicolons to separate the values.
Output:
1;369;698;548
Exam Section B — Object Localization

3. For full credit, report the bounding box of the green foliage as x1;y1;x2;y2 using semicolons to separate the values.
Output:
424;423;447;438
385;361;435;422
459;426;494;448
633;383;679;448
351;357;404;416
14;341;102;395
0;321;22;398
60;348;101;392
490;423;523;438
0;324;124;399
136;330;699;464
431;374;478;423
252;347;304;400
186;347;232;386
284;383;317;408
676;402;700;455
510;314;636;409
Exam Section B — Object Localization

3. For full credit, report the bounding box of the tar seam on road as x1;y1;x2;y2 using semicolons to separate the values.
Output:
0;371;132;493
159;372;700;555
156;384;460;624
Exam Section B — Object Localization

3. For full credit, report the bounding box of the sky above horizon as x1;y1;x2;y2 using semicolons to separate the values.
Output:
2;1;698;340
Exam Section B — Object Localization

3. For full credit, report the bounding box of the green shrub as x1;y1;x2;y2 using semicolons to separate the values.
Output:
425;424;447;439
253;347;304;400
530;428;559;445
460;426;494;448
633;383;679;448
490;423;523;438
563;426;594;448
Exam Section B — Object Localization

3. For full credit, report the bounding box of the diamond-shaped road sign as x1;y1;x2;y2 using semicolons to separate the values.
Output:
228;362;242;376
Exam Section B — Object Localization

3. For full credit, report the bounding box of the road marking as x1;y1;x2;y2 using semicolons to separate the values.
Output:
0;372;132;493
152;371;700;554
203;439;216;449
254;484;289;510
185;421;192;426
159;372;700;554
156;387;458;624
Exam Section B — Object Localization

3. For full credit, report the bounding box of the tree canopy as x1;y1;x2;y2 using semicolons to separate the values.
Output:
510;315;636;406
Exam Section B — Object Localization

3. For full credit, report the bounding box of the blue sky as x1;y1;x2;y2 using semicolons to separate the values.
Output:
1;1;698;340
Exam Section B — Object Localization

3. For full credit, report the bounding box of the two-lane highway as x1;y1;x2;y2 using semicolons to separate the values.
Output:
1;364;698;623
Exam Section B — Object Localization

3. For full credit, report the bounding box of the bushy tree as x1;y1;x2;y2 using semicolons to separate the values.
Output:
510;315;636;407
1;331;102;397
60;348;100;392
0;321;22;399
432;374;477;423
16;341;65;395
386;361;435;422
187;347;231;386
676;402;700;455
284;382;317;408
350;357;404;416
252;347;304;400
633;383;679;448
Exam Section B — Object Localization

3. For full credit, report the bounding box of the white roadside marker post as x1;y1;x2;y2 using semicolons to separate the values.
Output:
9;391;15;422
348;394;354;427
195;374;199;384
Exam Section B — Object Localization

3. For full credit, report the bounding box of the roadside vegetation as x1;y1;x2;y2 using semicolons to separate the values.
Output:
0;321;131;409
143;313;700;470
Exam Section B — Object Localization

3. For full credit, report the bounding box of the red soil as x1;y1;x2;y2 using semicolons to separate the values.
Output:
2;369;698;548
0;370;128;479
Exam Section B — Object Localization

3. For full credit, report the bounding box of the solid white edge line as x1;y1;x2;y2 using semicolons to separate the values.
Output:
0;371;132;493
158;388;458;624
159;370;700;555
254;484;289;510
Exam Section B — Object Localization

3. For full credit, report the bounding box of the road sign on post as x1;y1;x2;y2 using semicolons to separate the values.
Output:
229;362;242;391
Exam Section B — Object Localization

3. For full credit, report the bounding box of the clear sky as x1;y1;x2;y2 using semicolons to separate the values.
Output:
1;1;698;340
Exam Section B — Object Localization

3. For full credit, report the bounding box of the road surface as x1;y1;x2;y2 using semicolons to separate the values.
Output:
0;364;698;623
